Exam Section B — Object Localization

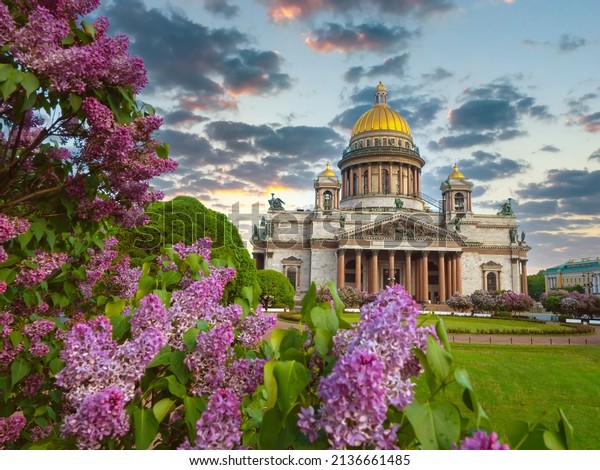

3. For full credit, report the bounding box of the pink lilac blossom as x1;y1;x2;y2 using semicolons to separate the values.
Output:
0;247;7;264
21;373;44;396
237;306;277;348
179;388;242;450
0;414;26;448
456;431;509;450
0;312;14;337
172;237;212;262
184;324;234;396
30;424;53;442
61;387;129;449
14;250;68;287
111;256;141;299
0;341;23;369
0;3;15;44
0;214;30;243
78;237;119;297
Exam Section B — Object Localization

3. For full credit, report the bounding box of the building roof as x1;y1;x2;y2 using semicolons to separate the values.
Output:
351;82;412;138
545;258;600;274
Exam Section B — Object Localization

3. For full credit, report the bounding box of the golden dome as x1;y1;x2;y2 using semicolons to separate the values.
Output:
351;82;411;137
319;162;336;177
448;163;465;179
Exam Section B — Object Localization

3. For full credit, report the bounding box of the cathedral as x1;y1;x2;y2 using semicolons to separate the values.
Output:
251;82;530;303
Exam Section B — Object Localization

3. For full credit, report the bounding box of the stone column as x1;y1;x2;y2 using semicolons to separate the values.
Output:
438;252;446;302
337;249;345;288
372;250;379;292
450;254;457;296
404;251;412;295
422;251;429;302
456;253;462;295
355;250;362;291
521;260;528;295
388;251;395;285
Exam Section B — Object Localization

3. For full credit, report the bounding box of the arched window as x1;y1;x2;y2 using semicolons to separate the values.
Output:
363;170;369;194
486;272;497;292
323;191;332;210
454;192;465;212
389;138;395;146
359;141;363;148
366;139;371;147
405;141;411;148
374;138;380;146
353;173;358;195
382;169;389;194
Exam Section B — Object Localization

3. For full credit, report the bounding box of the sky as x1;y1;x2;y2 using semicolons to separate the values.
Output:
96;0;600;274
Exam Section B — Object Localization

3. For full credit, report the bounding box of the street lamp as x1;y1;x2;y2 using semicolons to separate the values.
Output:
583;272;597;295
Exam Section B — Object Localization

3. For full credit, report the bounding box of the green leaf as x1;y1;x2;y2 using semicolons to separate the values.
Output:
405;401;461;450
506;420;547;449
310;305;339;334
138;275;156;291
557;408;574;449
147;346;171;368
45;229;56;250
543;430;566;450
327;281;346;317
169;351;191;385
300;283;317;328
313;328;332;355
263;361;278;410
153;398;175;424
454;367;472;390
164;375;187;399
435;318;451;352
259;406;298;450
154;143;170;159
0;376;11;402
105;299;126;317
21;72;39;97
133;408;159;450
110;314;130;341
182;328;200;351
272;361;311;417
49;357;64;375
81;21;97;38
68;93;82;112
0;63;12;81
11;358;31;386
184;396;206;438
426;335;453;384
185;253;202;273
160;270;181;289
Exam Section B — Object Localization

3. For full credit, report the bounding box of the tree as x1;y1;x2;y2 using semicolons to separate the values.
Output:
257;269;295;309
469;289;496;312
117;196;257;302
527;270;546;301
445;292;473;312
495;291;535;314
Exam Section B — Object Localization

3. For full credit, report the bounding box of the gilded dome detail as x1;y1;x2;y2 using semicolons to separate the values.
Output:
319;162;336;177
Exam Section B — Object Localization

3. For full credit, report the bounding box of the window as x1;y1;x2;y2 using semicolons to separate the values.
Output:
389;138;395;145
382;169;389;194
487;272;497;292
374;138;380;146
286;267;297;291
363;170;369;194
323;191;332;210
454;192;465;212
366;139;371;147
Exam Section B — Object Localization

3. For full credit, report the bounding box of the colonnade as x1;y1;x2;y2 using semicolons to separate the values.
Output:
340;163;422;199
336;249;463;302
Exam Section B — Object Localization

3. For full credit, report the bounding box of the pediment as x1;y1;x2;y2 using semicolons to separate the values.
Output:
282;256;302;264
481;261;502;268
338;212;465;245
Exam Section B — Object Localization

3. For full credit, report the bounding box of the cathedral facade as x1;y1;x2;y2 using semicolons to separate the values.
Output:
251;82;530;302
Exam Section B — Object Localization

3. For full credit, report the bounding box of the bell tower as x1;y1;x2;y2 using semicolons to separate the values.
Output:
314;162;341;213
440;163;473;224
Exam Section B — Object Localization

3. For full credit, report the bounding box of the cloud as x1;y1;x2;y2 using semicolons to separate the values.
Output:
163;110;209;127
432;80;553;149
516;169;600;202
589;148;600;161
259;0;456;22
558;34;587;52
523;33;588;53
578;112;600;133
539;144;560;153
103;0;291;110
422;67;453;82
344;54;410;82
200;0;239;18
305;23;419;53
429;151;529;182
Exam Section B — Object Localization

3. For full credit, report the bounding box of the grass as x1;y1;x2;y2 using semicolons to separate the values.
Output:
417;315;582;335
414;344;600;449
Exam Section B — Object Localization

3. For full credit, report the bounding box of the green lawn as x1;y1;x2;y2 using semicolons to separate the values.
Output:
414;344;600;449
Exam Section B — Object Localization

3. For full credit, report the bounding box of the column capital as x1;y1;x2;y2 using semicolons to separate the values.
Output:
338;248;346;254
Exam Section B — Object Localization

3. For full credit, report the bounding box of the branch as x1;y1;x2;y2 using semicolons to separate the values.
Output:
0;184;65;209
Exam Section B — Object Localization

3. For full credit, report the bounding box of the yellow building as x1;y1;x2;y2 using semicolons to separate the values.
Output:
545;258;600;295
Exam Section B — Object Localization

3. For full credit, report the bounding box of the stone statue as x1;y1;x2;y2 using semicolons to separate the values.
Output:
509;227;518;243
252;224;259;239
520;230;526;244
394;197;403;210
339;214;345;229
454;216;462;232
268;193;285;210
497;198;515;217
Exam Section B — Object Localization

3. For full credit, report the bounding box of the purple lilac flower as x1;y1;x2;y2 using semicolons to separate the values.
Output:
315;347;390;449
111;255;141;299
61;387;130;449
130;293;170;338
15;250;68;287
457;431;509;450
237;306;277;348
0;415;26;448
184;324;234;396
0;247;7;264
298;407;319;442
0;312;14;338
0;341;23;369
30;424;53;442
0;214;30;243
23;319;56;339
225;358;267;397
179;388;242;450
172;237;212;262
